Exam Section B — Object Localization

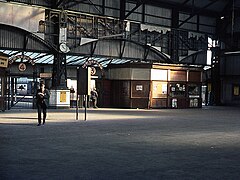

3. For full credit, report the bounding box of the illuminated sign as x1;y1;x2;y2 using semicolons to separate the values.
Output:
18;63;27;72
0;56;8;68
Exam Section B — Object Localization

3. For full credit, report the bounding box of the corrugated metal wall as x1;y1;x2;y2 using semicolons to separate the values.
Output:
0;24;53;52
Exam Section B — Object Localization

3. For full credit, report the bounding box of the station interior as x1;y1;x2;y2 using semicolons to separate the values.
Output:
1;1;240;179
0;0;239;110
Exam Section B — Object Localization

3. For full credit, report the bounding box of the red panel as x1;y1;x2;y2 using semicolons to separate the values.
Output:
189;71;202;82
170;70;187;81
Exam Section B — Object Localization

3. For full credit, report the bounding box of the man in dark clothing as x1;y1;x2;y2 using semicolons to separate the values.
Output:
36;82;50;126
90;88;98;108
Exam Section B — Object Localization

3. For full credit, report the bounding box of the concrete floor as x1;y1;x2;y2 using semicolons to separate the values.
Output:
0;106;240;180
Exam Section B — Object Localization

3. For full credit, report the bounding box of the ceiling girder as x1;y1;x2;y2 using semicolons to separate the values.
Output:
178;0;220;28
125;3;140;19
119;40;126;59
56;0;67;8
145;0;218;17
65;0;87;9
87;0;102;14
124;0;146;20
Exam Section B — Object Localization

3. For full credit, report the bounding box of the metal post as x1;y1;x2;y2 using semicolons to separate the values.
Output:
84;95;87;121
76;95;79;120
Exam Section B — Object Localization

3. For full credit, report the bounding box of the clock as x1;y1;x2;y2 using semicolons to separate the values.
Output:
59;43;70;53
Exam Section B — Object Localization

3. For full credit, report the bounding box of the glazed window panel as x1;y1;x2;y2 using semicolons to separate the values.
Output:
169;83;186;97
151;69;167;81
189;98;199;107
188;84;200;98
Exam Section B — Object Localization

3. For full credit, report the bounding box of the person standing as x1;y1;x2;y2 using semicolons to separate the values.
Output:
36;82;50;126
90;88;98;108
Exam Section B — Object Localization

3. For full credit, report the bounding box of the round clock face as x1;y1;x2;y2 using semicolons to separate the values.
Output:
59;43;70;53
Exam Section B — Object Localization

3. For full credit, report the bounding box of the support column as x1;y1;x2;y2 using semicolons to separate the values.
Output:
45;10;70;108
50;53;70;108
52;53;67;89
211;47;221;105
170;10;180;62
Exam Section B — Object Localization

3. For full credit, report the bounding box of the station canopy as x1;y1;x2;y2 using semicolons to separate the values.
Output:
0;49;132;67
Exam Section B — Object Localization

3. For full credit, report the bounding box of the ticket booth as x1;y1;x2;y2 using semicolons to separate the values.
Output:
102;63;203;109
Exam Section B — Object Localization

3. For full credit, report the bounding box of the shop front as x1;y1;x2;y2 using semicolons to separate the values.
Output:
101;63;202;109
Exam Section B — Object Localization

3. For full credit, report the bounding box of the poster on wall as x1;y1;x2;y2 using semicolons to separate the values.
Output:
234;86;239;96
17;84;27;95
60;91;66;102
152;82;167;98
162;84;167;94
136;85;143;91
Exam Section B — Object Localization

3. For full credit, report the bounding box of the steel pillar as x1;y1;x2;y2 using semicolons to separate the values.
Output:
52;53;67;89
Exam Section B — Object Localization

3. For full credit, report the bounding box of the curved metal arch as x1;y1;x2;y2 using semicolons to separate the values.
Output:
180;50;208;65
122;38;172;63
72;37;173;64
0;23;57;53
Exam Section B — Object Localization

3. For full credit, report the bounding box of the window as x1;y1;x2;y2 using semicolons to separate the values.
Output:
233;85;239;96
188;84;200;98
169;83;186;97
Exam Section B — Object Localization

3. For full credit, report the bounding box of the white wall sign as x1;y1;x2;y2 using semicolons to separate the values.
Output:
136;85;143;91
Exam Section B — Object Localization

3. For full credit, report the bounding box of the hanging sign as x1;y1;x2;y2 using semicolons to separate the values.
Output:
0;56;8;68
18;63;27;72
82;59;103;70
9;55;35;65
82;59;105;77
40;73;52;78
91;67;96;75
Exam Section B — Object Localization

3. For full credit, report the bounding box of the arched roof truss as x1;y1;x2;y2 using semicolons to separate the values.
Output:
69;38;173;65
0;24;56;53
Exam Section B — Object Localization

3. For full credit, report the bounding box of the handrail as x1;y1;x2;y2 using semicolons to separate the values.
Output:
12;95;26;107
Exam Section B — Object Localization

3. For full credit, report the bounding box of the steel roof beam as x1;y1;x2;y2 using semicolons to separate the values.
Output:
65;0;103;14
65;0;87;9
120;0;126;20
124;0;146;20
56;0;67;8
178;0;220;28
144;0;218;17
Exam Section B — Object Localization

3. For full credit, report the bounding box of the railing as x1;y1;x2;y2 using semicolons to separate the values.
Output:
10;95;34;109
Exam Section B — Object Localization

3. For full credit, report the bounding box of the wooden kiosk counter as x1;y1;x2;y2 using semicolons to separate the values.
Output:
98;63;203;109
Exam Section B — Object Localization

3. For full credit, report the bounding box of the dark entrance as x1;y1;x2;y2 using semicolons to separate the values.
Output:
5;55;37;109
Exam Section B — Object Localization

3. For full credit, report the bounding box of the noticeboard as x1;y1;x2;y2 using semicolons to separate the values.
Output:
77;67;91;95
